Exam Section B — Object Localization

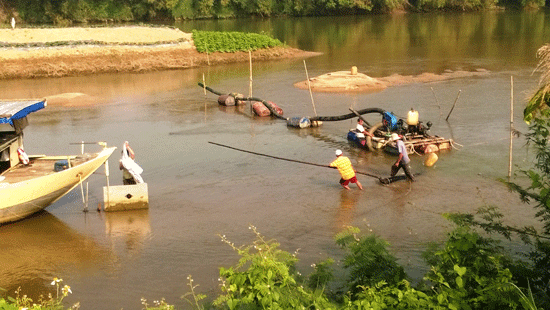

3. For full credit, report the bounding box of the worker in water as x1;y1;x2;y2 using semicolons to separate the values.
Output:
356;119;374;146
119;141;144;184
329;149;363;190
390;133;415;182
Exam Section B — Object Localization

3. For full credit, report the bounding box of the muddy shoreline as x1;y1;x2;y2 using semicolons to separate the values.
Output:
0;45;319;80
0;26;320;80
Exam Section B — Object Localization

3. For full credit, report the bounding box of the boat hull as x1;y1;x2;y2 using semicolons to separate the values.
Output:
0;147;116;224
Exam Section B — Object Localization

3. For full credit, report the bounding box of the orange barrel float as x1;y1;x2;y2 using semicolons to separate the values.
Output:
265;101;284;116
218;94;235;106
252;101;271;116
425;152;438;167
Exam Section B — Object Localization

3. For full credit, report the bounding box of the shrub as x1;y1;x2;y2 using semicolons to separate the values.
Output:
335;226;406;298
192;30;283;53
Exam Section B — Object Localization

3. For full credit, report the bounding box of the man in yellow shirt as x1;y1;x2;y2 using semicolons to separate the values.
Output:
329;149;363;190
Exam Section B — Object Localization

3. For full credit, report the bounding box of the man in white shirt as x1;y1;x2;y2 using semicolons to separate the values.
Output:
355;118;374;140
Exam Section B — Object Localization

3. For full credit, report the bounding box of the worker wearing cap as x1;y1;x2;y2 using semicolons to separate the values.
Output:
329;149;363;190
390;133;415;181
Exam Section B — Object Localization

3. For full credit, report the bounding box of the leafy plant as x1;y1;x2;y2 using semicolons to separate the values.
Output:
192;30;283;53
213;225;332;309
345;280;432;310
306;258;335;291
335;226;406;298
422;225;521;309
181;275;206;310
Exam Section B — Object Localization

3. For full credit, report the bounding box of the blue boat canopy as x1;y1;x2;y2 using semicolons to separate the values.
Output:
0;99;47;126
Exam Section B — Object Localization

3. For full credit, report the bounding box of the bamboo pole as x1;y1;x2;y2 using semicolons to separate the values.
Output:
202;73;206;96
249;50;253;114
249;50;253;98
445;90;461;121
206;45;210;66
104;158;110;212
509;76;514;179
431;87;442;118
303;60;317;116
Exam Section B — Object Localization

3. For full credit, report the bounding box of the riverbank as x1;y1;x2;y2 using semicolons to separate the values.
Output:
0;26;319;80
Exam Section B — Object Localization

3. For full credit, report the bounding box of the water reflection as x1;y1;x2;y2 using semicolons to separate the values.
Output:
0;211;111;299
177;11;550;74
104;209;151;257
333;190;361;233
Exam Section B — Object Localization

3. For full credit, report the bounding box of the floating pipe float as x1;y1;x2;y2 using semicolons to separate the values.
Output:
198;83;387;127
198;82;286;120
252;101;270;116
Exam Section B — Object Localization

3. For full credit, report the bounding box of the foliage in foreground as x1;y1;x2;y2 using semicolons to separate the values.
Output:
192;30;283;53
212;226;332;309
0;278;77;310
0;223;540;310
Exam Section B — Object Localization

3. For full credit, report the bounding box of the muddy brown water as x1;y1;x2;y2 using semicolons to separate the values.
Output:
1;11;548;309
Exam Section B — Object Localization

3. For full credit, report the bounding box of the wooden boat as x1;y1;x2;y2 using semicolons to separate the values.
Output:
0;99;116;225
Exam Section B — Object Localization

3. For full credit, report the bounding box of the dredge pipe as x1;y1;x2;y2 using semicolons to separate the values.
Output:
198;82;286;120
310;107;386;122
198;83;385;122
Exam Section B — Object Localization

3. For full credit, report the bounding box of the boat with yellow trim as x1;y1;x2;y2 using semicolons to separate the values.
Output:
0;99;116;225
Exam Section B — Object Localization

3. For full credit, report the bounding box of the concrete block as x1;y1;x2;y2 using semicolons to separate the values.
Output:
103;183;148;212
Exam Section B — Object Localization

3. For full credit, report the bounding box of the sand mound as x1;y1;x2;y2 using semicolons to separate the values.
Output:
294;71;388;93
295;68;491;93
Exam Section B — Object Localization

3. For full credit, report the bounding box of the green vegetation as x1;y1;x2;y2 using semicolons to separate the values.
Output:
1;223;545;309
192;30;283;53
0;278;77;309
1;0;547;24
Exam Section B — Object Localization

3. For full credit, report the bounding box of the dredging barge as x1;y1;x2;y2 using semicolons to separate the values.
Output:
198;82;455;156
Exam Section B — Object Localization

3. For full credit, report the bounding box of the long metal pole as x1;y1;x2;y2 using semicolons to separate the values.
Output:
208;141;382;180
509;76;514;179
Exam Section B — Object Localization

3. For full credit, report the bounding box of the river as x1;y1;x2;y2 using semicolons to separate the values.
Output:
0;10;548;309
